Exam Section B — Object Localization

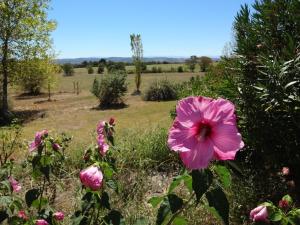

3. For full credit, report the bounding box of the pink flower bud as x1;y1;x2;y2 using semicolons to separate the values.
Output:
282;167;290;176
53;211;64;221
29;130;48;152
9;176;21;193
96;121;106;135
279;199;289;209
18;210;28;220
36;219;48;225
109;117;115;125
52;143;61;151
80;166;103;191
97;135;109;156
250;205;268;222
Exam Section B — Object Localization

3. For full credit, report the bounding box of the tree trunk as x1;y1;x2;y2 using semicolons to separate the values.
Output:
1;40;11;122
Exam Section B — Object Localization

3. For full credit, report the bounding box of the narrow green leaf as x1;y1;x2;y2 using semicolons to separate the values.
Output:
168;175;184;194
206;186;229;225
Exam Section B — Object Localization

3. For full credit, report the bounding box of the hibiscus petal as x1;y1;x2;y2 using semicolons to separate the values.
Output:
203;98;236;125
168;120;197;152
210;123;244;160
179;139;214;169
176;97;204;127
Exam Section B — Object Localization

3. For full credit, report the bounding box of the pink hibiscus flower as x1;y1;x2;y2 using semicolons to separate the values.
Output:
9;176;21;193
97;134;109;156
80;166;103;191
168;96;244;169
29;130;48;152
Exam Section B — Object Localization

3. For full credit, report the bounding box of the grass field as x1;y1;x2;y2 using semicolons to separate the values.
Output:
12;68;201;148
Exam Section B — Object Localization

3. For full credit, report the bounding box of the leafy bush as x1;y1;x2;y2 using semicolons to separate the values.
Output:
143;79;177;101
91;73;128;108
199;56;213;72
234;0;300;201
177;66;184;73
87;65;94;74
97;64;105;74
62;63;74;76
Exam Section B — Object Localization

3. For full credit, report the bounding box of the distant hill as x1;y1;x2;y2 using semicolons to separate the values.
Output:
56;57;187;64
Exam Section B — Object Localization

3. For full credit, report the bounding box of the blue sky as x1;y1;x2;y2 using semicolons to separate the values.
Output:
49;0;255;59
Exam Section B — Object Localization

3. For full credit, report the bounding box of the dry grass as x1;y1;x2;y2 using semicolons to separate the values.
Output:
11;70;201;148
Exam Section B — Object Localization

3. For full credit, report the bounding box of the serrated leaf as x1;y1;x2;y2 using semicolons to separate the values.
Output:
148;196;164;208
192;169;213;202
206;186;229;225
173;216;188;225
214;165;231;188
25;189;40;207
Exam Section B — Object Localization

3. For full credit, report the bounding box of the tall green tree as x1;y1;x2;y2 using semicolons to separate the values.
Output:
130;34;143;94
185;55;197;72
0;0;56;121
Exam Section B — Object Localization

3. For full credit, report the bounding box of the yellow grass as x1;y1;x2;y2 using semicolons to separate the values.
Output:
12;69;202;149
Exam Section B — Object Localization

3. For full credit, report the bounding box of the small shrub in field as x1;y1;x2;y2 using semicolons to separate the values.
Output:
91;73;128;108
97;64;105;74
143;79;177;101
151;66;158;73
62;63;74;76
177;66;184;73
87;65;94;74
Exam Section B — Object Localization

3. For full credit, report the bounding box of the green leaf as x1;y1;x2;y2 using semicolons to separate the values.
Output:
168;194;183;214
25;189;40;207
104;210;125;225
106;179;119;193
148;196;164;208
31;197;48;209
133;218;149;225
168;175;184;194
214;165;231;188
269;211;282;222
183;174;192;193
0;196;12;206
156;194;183;225
156;197;171;225
100;192;111;210
173;216;188;225
206;186;229;225
0;211;8;223
192;169;213;202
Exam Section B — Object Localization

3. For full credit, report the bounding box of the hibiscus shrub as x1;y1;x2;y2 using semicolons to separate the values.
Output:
151;96;244;225
91;73;128;109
